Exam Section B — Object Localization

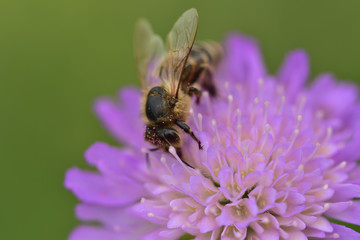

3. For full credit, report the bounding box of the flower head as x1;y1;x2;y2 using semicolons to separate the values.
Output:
65;34;360;239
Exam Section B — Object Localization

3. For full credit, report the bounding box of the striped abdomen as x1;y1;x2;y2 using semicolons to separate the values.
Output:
181;41;223;96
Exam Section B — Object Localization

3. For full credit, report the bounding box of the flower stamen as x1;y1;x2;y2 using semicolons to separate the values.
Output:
227;94;234;127
263;101;270;125
278;95;286;115
197;113;203;131
306;142;321;162
168;146;193;174
286;129;300;154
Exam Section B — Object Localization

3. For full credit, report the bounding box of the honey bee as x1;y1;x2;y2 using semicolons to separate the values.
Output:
134;8;222;167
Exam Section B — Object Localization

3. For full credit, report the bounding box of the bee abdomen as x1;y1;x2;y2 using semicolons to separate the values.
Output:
191;41;223;66
181;41;222;95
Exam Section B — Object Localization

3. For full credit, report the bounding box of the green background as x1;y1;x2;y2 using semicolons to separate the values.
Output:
1;0;360;239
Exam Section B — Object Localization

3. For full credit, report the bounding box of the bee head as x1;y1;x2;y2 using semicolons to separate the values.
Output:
146;86;174;123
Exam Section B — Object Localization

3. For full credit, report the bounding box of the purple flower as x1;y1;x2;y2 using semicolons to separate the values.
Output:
65;33;360;239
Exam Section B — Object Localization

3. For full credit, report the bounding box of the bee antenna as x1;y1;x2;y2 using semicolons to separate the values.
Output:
175;69;184;99
175;81;181;99
175;44;197;99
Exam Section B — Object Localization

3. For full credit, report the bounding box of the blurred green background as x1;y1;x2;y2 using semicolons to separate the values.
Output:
1;0;360;239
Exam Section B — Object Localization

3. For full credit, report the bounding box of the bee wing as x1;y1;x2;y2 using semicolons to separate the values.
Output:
134;19;165;89
163;8;198;96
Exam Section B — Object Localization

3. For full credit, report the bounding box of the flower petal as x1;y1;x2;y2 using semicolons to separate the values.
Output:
117;86;143;118
200;215;218;233
331;184;360;202
326;200;360;225
84;142;143;180
68;226;119;240
94;87;144;148
130;199;170;225
310;216;333;232
167;213;188;229
75;204;143;228
325;224;360;240
286;229;307;240
223;33;266;97
140;228;183;240
257;229;280;240
335;127;360;162
65;168;143;206
309;74;358;118
278;50;309;99
326;201;352;215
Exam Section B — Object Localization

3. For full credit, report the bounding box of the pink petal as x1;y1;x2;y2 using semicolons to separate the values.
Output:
200;215;218;233
65;168;143;206
326;201;352;215
286;229;307;240
167;213;188;228
303;228;325;238
325;224;360;240
140;228;183;240
331;184;360;202
84;142;143;180
131;200;170;225
326;200;360;225
68;226;121;240
278;50;309;100
94;87;145;148
223;33;266;98
75;204;148;229
310;216;333;232
258;229;280;240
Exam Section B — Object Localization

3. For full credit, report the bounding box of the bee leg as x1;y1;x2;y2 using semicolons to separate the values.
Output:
175;120;203;150
188;86;202;104
175;147;194;168
145;147;159;168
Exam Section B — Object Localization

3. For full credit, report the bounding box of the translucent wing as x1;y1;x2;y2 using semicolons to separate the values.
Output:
162;8;199;96
134;19;164;89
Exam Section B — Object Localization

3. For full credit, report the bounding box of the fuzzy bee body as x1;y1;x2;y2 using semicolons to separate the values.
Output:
143;83;191;149
180;42;222;97
134;9;222;167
